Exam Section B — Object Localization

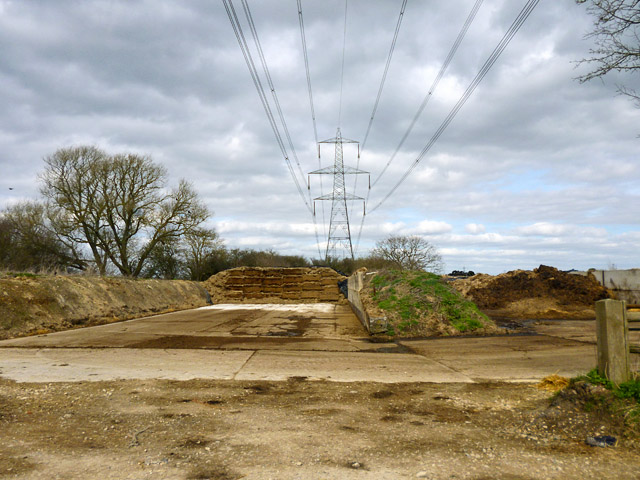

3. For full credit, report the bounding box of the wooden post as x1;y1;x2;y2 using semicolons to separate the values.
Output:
595;299;630;384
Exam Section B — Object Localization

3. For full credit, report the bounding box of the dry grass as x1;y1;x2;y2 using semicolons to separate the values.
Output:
537;374;570;392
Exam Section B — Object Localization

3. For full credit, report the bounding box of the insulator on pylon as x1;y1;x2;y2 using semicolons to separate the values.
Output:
357;144;360;159
318;144;320;159
308;175;310;190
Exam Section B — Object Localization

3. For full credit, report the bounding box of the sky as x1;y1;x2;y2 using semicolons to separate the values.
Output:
0;0;638;274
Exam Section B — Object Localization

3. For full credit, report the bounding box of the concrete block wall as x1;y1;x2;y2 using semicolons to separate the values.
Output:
347;269;387;333
208;267;346;303
574;269;640;304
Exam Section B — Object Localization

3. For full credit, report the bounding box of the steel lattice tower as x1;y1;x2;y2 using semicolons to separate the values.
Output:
309;128;369;261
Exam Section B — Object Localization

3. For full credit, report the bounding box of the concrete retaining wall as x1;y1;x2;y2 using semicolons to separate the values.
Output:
592;269;640;304
346;270;386;334
573;269;640;304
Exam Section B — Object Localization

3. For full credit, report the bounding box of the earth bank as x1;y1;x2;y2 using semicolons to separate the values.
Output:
359;269;500;337
0;275;210;340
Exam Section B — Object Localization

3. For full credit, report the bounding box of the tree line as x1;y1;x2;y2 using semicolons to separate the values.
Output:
1;146;444;279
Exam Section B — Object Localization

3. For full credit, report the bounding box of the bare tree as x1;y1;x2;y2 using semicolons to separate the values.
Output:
41;146;210;277
183;227;223;281
371;235;443;272
577;0;640;105
142;236;186;280
1;201;84;271
41;146;109;273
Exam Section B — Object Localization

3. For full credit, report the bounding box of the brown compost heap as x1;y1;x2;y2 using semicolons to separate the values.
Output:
450;265;612;319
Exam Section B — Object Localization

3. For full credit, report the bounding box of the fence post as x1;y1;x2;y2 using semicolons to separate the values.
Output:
595;299;630;384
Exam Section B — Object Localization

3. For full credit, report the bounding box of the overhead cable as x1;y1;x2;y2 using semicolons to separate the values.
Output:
222;0;313;215
297;0;327;246
371;0;484;189
360;0;408;152
241;0;323;257
353;0;409;253
338;0;348;127
297;0;318;145
357;0;482;253
240;0;310;194
369;0;541;213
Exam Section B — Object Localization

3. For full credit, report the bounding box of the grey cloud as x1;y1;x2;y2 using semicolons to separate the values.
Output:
0;0;638;273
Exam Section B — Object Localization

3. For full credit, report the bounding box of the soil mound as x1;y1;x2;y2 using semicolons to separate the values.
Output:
0;275;210;340
451;265;611;319
203;267;346;304
360;270;500;337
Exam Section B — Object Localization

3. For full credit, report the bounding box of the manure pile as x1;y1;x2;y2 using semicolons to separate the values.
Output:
451;265;611;319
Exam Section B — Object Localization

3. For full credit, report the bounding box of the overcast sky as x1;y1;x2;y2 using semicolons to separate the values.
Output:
1;0;638;274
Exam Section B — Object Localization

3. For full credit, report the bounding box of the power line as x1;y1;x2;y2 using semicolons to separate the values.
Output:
360;0;408;152
239;0;322;257
352;0;409;253
357;0;481;254
240;0;310;194
369;0;541;214
222;0;313;216
297;0;326;250
338;0;348;127
371;0;484;189
297;0;318;145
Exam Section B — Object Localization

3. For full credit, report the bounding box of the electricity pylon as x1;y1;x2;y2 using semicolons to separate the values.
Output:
309;128;369;261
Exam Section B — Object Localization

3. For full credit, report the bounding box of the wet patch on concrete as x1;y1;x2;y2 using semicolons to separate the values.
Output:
127;335;315;349
264;331;301;337
360;342;412;354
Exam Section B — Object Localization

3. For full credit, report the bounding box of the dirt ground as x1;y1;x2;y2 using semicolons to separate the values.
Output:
1;378;639;480
2;268;638;479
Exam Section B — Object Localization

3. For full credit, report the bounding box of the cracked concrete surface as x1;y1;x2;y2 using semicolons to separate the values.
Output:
0;303;605;383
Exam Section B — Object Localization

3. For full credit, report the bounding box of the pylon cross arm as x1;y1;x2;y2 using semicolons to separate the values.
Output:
314;193;363;201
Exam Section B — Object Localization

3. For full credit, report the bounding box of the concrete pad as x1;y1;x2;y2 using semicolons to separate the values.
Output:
531;320;597;343
0;331;368;352
0;348;254;382
0;303;366;348
235;350;473;383
0;305;614;384
401;335;596;382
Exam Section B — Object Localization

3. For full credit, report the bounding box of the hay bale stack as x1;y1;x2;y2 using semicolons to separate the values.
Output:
202;267;346;304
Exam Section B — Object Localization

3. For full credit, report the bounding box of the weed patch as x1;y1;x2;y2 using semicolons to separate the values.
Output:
579;369;640;402
554;369;640;436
